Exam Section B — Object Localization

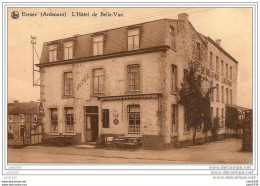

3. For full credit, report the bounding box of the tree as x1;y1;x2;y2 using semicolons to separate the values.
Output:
178;61;212;144
211;116;223;140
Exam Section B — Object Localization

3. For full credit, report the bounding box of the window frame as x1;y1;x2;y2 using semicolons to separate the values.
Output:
64;72;74;96
216;56;219;73
93;35;104;56
65;107;74;133
221;86;224;103
49;44;58;62
50;108;58;133
226;63;229;78
221;60;224;75
127;28;140;51
128;105;140;134
172;104;178;133
64;41;74;60
170;26;176;49
171;64;178;92
127;64;140;92
93;68;104;94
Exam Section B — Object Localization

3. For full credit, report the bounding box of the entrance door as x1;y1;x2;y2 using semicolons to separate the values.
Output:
84;106;99;142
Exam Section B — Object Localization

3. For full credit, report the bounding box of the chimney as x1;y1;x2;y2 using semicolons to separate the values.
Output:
215;39;221;47
14;100;19;103
178;13;189;22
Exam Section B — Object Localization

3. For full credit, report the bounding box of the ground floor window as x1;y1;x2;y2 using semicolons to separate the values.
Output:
50;108;58;133
19;124;25;137
128;105;140;134
172;104;178;133
8;124;13;134
65;107;74;133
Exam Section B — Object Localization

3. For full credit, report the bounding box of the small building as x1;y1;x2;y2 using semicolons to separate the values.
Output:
8;100;41;146
37;13;238;149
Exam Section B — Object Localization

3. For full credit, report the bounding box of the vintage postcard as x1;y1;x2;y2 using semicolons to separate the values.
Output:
1;2;258;186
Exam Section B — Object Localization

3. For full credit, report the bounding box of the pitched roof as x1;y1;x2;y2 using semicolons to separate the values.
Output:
8;102;40;115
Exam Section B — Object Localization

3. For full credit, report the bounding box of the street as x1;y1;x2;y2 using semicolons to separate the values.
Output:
8;138;252;163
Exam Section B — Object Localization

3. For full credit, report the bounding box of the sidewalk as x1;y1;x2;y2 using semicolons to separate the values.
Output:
8;138;252;163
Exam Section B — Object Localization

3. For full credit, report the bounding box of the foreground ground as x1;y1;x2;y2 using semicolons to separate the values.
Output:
8;138;252;163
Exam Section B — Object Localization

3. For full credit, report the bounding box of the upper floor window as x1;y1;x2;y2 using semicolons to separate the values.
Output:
128;65;140;92
183;69;189;89
93;68;104;94
216;108;219;118
50;108;58;133
65;107;74;133
226;88;229;104
210;82;214;101
64;41;74;60
64;72;73;96
221;108;225;125
49;44;57;62
93;35;104;55
19;114;25;123
196;42;201;61
226;63;229;78
170;26;176;49
209;52;213;69
230;66;233;80
230;89;232;105
221;60;224;75
8;115;13;123
216;56;219;73
128;105;140;134
127;28;140;50
216;84;219;102
171;65;177;92
221;86;224;103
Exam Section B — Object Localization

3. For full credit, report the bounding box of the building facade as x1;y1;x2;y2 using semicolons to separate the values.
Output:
8;100;41;145
37;13;238;149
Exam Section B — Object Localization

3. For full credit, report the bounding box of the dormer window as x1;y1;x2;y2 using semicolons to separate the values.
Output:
8;115;13;123
49;44;57;62
93;35;104;55
64;41;74;60
19;114;25;123
127;28;140;50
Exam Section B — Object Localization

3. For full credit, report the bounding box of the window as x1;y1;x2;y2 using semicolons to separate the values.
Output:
210;82;214;101
216;108;219;118
64;41;74;60
8;115;13;123
171;65;177;92
102;109;109;128
170;26;176;49
230;89;232;105
32;114;37;123
184;105;190;131
226;88;229;104
93;35;104;55
93;68;103;94
128;105;140;134
128;28;140;50
184;69;189;88
226;63;228;78
210;52;213;68
65;107;74;133
64;72;73;96
19;124;25;137
221;108;224;125
221;60;224;75
49;44;57;62
196;42;201;61
19;114;25;123
210;107;213;121
8;124;13;134
172;104;178;133
230;66;233;80
216;84;219;102
128;65;140;92
221;86;224;103
216;56;219;73
50;108;58;133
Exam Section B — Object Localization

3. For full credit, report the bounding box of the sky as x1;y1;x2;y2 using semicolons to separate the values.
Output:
7;7;252;108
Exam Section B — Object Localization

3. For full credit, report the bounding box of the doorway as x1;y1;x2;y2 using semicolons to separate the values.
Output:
84;106;99;142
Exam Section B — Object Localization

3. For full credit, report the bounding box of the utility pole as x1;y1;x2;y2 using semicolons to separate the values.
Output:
31;35;36;87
